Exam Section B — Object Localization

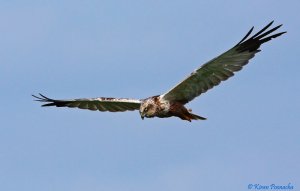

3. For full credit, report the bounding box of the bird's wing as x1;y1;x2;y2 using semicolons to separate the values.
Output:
161;21;286;104
33;94;141;112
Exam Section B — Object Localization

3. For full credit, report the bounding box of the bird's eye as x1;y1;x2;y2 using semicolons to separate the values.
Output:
144;107;148;112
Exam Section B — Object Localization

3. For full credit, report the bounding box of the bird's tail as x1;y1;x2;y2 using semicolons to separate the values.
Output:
190;113;207;120
177;107;207;122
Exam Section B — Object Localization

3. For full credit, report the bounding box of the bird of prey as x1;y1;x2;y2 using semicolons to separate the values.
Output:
33;21;285;122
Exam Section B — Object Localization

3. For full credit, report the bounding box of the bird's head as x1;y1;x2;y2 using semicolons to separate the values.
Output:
139;100;157;120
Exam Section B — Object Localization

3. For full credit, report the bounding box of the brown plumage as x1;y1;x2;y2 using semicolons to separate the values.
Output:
33;21;286;122
169;103;206;122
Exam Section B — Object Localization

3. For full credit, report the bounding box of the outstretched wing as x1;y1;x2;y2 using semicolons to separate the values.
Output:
162;21;286;104
33;94;141;112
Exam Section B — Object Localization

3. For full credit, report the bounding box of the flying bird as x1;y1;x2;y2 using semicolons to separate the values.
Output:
33;21;285;122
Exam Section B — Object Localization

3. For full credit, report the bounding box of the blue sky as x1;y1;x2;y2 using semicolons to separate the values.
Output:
1;1;299;190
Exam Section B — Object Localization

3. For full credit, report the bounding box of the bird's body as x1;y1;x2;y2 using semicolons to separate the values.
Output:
33;21;286;122
139;96;206;121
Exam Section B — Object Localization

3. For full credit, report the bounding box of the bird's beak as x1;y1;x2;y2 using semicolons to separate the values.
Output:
140;112;145;120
